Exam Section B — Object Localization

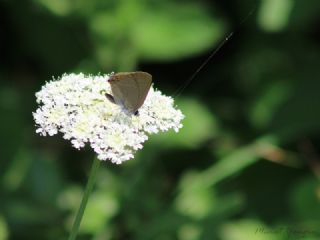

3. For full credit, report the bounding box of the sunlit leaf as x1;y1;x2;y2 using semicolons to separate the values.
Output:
220;219;284;240
258;0;294;32
0;216;9;240
132;3;225;61
151;98;219;148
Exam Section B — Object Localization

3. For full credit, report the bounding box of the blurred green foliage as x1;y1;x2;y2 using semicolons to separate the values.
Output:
1;0;320;239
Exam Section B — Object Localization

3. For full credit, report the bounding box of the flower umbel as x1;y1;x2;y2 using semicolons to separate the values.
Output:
33;73;184;164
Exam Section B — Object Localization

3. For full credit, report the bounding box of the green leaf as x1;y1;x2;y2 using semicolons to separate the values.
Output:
132;3;225;61
80;191;119;233
0;216;9;240
289;177;320;221
249;81;292;129
258;0;294;32
175;170;244;220
220;219;285;240
150;98;219;149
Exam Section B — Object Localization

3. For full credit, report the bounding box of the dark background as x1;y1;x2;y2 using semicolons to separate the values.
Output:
1;0;320;239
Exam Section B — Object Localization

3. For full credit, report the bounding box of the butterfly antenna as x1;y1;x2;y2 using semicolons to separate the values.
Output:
173;31;234;98
173;5;256;98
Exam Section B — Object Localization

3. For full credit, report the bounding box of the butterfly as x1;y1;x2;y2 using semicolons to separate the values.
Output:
106;71;152;115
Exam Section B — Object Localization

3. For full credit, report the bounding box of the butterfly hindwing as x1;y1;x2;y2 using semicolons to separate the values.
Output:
108;72;152;114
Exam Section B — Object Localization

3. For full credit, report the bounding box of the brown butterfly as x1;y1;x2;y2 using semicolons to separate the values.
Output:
106;71;152;115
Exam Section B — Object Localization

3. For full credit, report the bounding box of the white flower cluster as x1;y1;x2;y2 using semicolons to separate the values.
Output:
33;73;184;164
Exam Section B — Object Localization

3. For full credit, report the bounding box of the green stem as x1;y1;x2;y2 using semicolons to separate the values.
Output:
68;158;101;240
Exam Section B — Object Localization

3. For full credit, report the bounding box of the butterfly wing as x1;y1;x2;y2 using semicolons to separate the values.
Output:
109;72;152;113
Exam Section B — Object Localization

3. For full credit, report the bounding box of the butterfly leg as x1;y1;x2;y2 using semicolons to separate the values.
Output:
105;93;116;104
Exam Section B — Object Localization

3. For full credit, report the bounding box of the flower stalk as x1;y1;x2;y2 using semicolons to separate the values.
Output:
68;158;101;240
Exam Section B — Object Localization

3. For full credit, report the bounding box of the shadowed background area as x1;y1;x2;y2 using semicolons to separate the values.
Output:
1;0;320;239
